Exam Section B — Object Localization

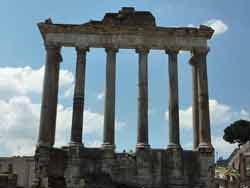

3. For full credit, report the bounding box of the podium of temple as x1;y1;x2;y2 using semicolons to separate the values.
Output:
33;7;215;188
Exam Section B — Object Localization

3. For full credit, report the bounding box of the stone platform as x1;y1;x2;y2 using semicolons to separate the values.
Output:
33;146;214;188
34;7;215;188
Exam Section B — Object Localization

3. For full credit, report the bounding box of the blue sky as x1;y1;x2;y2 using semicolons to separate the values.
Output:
0;0;249;159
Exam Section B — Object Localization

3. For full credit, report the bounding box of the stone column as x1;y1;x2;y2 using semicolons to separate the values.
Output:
102;47;118;150
189;55;200;149
194;48;212;149
166;49;184;185
38;45;62;147
136;48;150;149
166;49;181;149
70;47;89;145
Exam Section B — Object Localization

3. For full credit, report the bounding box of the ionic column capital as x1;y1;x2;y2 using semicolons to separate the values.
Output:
45;44;61;51
105;47;119;53
165;48;180;55
192;47;210;55
135;47;150;54
45;44;63;63
189;55;198;66
76;47;89;54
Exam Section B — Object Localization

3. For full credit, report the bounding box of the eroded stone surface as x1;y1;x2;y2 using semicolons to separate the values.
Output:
32;7;215;188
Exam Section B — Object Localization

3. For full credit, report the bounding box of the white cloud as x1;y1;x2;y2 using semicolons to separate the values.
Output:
203;19;228;35
55;105;125;147
165;99;250;129
212;136;237;158
85;140;102;148
0;66;74;100
97;91;105;101
0;95;125;156
64;84;74;98
165;99;249;157
0;66;125;156
0;96;39;156
187;24;195;28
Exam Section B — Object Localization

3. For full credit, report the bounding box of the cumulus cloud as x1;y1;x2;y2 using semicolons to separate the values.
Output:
0;96;39;156
212;136;237;158
0;66;125;156
0;95;126;156
0;64;246;158
165;99;250;129
165;99;250;157
203;19;228;35
0;66;74;100
55;105;125;148
188;19;228;35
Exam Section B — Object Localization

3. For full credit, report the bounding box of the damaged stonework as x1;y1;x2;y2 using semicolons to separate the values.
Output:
32;7;215;188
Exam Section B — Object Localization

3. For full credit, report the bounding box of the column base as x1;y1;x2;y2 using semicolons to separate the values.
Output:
37;141;52;148
33;146;52;188
69;141;84;147
198;142;214;153
102;143;115;150
167;143;182;150
136;143;150;150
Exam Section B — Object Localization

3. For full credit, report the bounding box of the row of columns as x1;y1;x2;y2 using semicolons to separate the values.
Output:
38;45;212;151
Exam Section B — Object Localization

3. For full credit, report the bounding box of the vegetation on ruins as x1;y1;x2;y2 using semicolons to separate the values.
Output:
215;166;240;179
223;119;250;146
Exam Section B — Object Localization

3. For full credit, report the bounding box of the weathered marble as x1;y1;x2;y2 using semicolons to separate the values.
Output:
70;47;88;145
190;56;200;149
33;7;215;188
194;48;212;149
102;48;118;150
38;45;61;147
166;49;181;149
136;48;150;149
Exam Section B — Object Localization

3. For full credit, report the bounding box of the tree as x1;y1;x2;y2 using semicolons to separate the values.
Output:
223;119;250;146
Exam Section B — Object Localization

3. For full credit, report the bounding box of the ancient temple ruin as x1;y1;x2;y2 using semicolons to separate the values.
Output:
33;7;215;188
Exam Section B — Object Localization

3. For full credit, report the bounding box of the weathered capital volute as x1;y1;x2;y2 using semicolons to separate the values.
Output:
136;47;150;54
45;44;63;63
192;47;210;55
105;47;119;53
165;48;180;55
76;47;89;54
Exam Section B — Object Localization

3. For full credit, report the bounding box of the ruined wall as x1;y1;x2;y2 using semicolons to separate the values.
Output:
63;147;214;188
228;143;250;183
0;148;214;188
0;156;34;188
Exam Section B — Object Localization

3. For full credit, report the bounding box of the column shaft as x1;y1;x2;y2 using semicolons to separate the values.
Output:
167;49;181;149
103;48;117;149
38;45;62;147
70;48;88;145
196;49;212;148
190;56;200;149
136;48;150;149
